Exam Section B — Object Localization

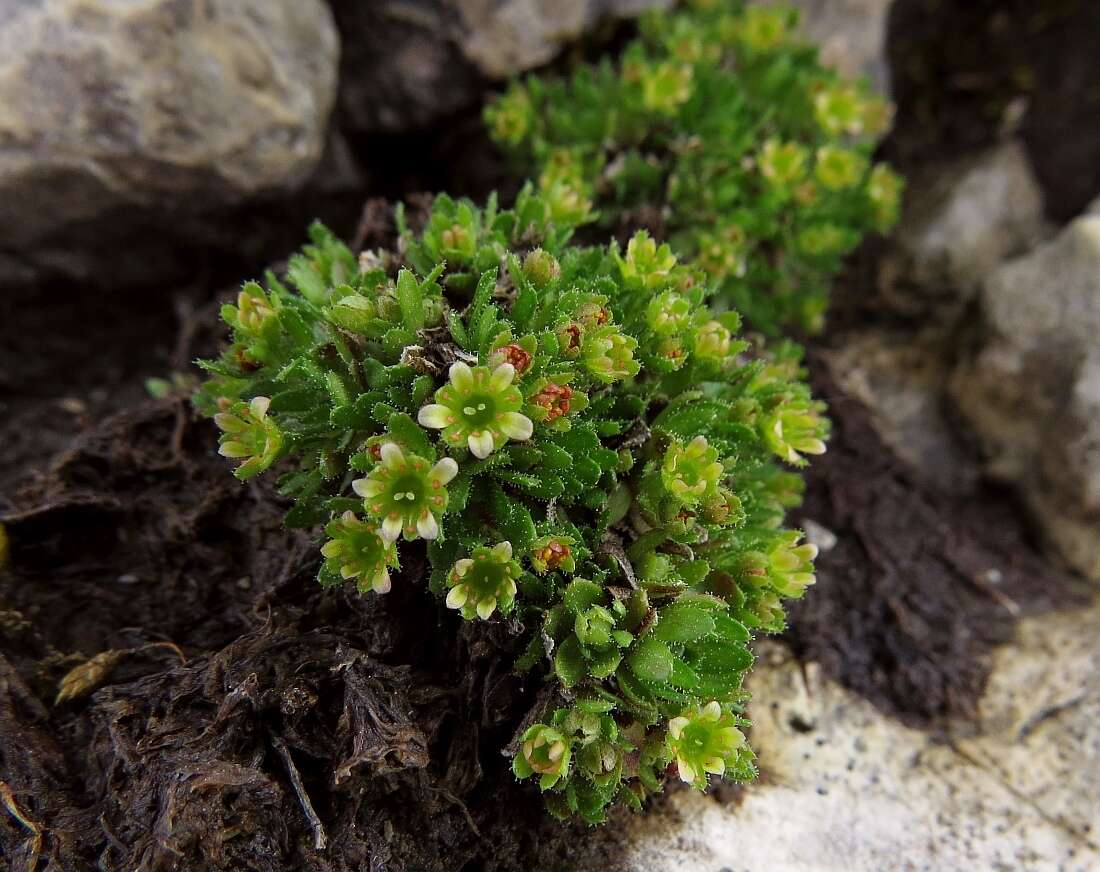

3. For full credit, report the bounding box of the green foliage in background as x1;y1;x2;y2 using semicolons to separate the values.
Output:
485;0;903;335
195;188;827;822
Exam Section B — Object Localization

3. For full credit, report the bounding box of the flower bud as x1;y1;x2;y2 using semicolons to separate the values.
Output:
523;248;561;288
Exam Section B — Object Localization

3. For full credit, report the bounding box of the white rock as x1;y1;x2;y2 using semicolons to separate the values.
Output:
608;603;1100;871
824;332;980;492
336;0;671;133
801;519;837;552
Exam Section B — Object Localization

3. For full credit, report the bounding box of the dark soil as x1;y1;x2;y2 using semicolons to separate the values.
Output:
0;400;622;871
787;354;1086;726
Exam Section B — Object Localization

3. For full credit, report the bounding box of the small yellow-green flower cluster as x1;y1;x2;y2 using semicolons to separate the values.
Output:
514;724;572;790
486;0;903;334
353;443;458;543
662;436;725;508
320;511;399;593
760;394;829;466
446;541;523;620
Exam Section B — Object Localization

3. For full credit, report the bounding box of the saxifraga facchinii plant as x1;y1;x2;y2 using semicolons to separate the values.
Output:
194;186;828;823
484;0;904;336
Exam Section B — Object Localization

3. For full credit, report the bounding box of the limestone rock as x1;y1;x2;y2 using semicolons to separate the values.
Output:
0;0;339;285
457;0;672;79
951;213;1100;579
878;141;1049;325
332;0;671;134
823;332;979;494
607;603;1100;871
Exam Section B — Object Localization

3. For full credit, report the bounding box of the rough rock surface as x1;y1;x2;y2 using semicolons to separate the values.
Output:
332;0;671;134
457;0;670;78
823;332;979;494
0;0;339;285
754;0;893;93
607;602;1100;871
951;210;1100;579
877;141;1049;325
824;142;1049;498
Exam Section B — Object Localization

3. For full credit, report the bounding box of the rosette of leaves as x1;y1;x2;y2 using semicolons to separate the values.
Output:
485;0;904;335
196;190;826;823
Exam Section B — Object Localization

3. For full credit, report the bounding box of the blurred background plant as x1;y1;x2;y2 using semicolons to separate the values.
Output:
486;0;902;335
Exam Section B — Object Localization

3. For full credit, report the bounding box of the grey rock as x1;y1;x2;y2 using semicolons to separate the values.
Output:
0;0;339;285
801;518;837;553
332;0;671;134
457;0;671;79
824;331;980;494
878;141;1050;325
951;213;1100;579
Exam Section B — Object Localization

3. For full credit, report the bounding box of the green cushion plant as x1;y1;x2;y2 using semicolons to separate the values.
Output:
485;0;903;335
195;184;826;822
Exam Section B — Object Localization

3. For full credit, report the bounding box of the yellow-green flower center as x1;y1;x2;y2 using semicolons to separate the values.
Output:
680;721;712;753
460;393;497;427
388;473;426;507
467;561;509;598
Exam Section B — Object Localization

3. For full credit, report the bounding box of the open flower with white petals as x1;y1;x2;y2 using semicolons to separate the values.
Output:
445;541;522;620
666;701;747;790
320;511;399;594
352;443;457;542
418;362;533;459
214;396;283;480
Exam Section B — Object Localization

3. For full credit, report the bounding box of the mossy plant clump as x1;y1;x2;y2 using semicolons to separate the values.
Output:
485;0;903;335
196;186;826;823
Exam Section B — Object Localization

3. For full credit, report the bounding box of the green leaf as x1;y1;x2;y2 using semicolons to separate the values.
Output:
448;470;473;514
554;636;588;687
284;500;329;529
498;470;566;499
713;612;751;642
652;602;717;643
513;282;537;331
490;484;537;550
539;444;573;470
274;310;311;349
688;638;753;675
627;637;674;683
448;311;470;349
411;375;435;405
272;388;322;414
395;269;426;332
468;268;498;330
330;392;384;429
563;578;604;614
588;646;622;679
382;327;418;356
388;412;434;458
286;255;328;304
